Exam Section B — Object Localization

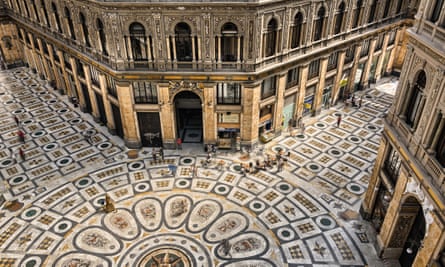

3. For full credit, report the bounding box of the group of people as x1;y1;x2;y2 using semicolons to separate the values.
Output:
12;116;26;161
240;149;289;176
345;93;363;108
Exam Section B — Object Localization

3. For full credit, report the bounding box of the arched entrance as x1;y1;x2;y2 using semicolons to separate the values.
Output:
174;91;203;143
393;196;425;267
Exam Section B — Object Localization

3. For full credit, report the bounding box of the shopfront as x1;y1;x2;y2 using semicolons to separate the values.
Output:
217;112;240;149
322;77;333;109
283;94;295;131
303;85;315;116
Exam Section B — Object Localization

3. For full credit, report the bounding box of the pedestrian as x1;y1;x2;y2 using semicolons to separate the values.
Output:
358;96;363;108
152;148;157;161
17;129;25;143
221;239;231;257
176;137;182;150
337;114;342;127
9;148;15;161
301;123;305;135
19;147;25;161
13;115;19;126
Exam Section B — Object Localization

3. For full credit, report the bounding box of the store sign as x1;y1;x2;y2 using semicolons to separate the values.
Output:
219;113;240;123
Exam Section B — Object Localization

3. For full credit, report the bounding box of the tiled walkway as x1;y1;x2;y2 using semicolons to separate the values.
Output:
0;67;398;267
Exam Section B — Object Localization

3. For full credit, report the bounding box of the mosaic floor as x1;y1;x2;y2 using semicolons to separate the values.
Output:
0;68;398;266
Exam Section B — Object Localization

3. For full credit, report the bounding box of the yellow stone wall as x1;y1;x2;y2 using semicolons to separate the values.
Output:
0;22;22;66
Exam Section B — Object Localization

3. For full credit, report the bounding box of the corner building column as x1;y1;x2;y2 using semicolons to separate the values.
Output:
203;83;217;144
116;81;140;148
83;65;100;121
241;83;260;149
98;73;116;134
273;72;287;134
332;50;346;105
314;56;329;115
158;83;175;149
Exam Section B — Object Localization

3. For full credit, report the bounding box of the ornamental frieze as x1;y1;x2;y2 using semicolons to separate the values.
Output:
168;81;204;101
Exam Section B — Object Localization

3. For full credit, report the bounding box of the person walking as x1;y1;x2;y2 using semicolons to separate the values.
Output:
17;129;25;143
19;147;25;161
176;137;182;150
159;147;164;161
358;96;363;108
13;116;19;126
337;114;342;127
301;123;306;135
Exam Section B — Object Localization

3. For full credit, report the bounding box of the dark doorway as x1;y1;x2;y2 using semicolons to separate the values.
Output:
138;112;162;147
111;104;124;138
399;197;425;267
81;83;92;113
174;91;202;143
95;92;107;124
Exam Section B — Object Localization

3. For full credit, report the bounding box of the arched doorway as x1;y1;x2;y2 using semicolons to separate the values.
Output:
174;91;203;143
397;196;425;267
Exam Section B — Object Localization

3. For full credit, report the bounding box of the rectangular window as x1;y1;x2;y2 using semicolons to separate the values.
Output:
345;46;354;63
133;81;158;104
308;59;320;79
360;39;370;57
286;67;299;88
327;52;338;71
76;58;84;78
90;68;100;87
217;83;241;104
261;76;277;99
375;34;384;51
106;76;117;98
388;31;396;45
384;147;401;185
40;39;49;55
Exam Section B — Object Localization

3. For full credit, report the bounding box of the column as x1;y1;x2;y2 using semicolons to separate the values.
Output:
294;63;309;120
427;115;445;153
332;50;346;105
236;36;241;63
83;65;100;121
191;35;196;63
346;43;362;95
203;83;217;144
361;38;377;88
217;35;222;64
273;72;287;134
374;33;388;80
28;33;41;73
165;36;171;61
99;73;116;135
172;37;177;62
127;36;133;61
314;56;329;116
158;83;175;149
385;29;400;74
241;82;261;148
58;50;72;97
36;39;52;80
69;57;86;110
116;81;141;148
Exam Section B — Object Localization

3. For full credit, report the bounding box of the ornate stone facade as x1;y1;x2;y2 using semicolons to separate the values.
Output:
0;0;414;149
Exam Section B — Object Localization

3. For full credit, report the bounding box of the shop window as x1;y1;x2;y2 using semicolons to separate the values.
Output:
261;76;277;99
290;12;304;49
217;83;241;104
75;58;84;78
308;59;320;79
430;0;444;22
313;6;325;41
404;70;426;129
133;82;158;104
90;68;100;87
345;46;355;63
360;39;370;57
106;76;117;98
384;147;401;185
286;67;299;88
265;18;278;57
388;31;396;45
327;52;338;71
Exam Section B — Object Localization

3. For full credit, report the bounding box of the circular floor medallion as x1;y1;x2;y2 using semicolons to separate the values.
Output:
214;184;230;195
128;161;144;171
276;182;293;194
54;220;73;234
47;99;58;104
0;158;14;168
75;177;93;189
12;108;25;114
276;227;296;241
316;215;337;230
346;182;365;195
21;256;42;267
327;148;344;158
249;200;266;213
43;142;58;151
9;175;27;186
69;118;82;124
56;157;73;166
21;206;42;221
306;162;322;173
347;136;362;144
31;130;46;138
4;99;15;104
175;179;191;189
135;183;150;193
315;122;327;128
22;119;34;125
57;108;69;113
180;157;195;165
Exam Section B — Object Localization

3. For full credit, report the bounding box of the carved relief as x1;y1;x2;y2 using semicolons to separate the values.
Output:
168;81;204;102
248;20;254;59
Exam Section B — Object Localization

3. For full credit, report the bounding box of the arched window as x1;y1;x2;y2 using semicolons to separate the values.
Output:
368;0;377;23
436;113;445;167
383;0;392;18
290;12;303;49
265;18;278;57
395;0;403;14
313;6;325;41
79;12;90;47
430;0;444;22
353;0;362;28
334;2;346;34
64;7;75;40
404;71;426;128
220;22;239;62
130;22;148;61
41;0;49;26
51;2;62;33
97;19;107;56
174;23;193;62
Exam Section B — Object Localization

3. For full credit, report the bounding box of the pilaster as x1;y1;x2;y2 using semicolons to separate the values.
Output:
83;65;100;121
314;56;328;115
158;83;175;148
98;73;116;134
332;50;346;105
361;38;377;87
203;84;217;144
375;33;390;80
69;57;86;110
295;63;309;119
116;81;141;148
346;43;362;94
241;83;260;148
273;72;287;133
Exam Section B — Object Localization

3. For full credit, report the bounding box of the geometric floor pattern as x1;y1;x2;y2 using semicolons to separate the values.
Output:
0;67;397;266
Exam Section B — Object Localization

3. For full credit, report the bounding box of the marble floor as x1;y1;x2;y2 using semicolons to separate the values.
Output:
0;67;399;267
